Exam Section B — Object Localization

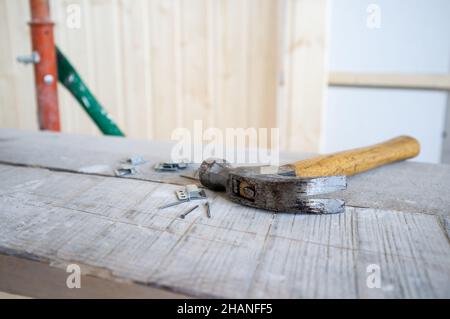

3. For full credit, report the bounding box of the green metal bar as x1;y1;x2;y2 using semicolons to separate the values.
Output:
56;47;125;136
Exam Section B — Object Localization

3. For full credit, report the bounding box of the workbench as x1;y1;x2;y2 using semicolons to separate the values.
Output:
0;128;449;298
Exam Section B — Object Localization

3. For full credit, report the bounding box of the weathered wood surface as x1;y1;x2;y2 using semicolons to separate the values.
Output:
0;128;311;186
1;128;450;216
0;129;449;298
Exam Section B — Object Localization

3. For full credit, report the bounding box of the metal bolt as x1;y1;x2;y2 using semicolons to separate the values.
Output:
16;51;40;65
43;74;54;85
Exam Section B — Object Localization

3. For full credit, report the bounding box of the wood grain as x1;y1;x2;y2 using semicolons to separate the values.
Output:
278;0;329;152
0;129;449;298
0;163;448;298
0;0;280;145
291;136;420;177
0;254;186;299
1;128;450;217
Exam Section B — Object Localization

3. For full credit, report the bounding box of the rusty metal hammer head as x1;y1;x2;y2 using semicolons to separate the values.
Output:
198;158;346;214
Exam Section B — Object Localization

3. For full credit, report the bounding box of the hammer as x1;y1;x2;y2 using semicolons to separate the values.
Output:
192;136;420;214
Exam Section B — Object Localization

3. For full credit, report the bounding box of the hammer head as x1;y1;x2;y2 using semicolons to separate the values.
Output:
199;158;346;214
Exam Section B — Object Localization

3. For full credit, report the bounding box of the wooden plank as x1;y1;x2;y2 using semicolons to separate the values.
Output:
0;0;37;130
148;0;181;138
0;128;198;186
212;0;249;129
278;0;329;153
89;0;125;132
1;128;450;216
246;0;278;130
2;0;284;143
0;128;312;186
442;93;450;163
329;72;450;91
0;254;186;299
0;0;18;130
323;160;450;217
0;289;29;299
0;164;448;298
252;207;450;298
178;0;209;131
117;0;153;139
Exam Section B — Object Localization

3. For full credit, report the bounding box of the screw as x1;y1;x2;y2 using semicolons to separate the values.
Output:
159;199;188;210
180;205;199;219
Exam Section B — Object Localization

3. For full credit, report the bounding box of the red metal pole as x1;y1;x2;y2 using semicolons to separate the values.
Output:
29;0;60;131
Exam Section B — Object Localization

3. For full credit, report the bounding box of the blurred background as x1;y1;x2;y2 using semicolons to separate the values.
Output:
1;0;449;163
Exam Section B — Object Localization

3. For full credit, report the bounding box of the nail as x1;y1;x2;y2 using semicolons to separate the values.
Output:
180;205;199;219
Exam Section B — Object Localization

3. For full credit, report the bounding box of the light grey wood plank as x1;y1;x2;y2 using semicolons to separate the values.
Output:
249;207;450;298
0;164;448;298
269;209;358;249
326;162;450;217
442;93;450;164
248;237;359;298
0;128;197;186
1;128;450;216
359;251;450;298
356;208;450;264
0;128;310;185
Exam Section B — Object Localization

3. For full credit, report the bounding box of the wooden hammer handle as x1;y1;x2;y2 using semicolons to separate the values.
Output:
290;136;420;177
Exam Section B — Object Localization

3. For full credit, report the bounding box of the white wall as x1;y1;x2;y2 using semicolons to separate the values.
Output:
324;0;450;163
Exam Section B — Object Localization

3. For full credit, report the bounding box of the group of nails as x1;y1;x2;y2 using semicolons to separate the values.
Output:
178;201;211;219
158;184;212;219
115;157;209;219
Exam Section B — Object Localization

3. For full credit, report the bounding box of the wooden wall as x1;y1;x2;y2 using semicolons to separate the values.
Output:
0;0;328;152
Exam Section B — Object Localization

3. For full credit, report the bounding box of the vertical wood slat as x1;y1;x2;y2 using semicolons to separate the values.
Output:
149;0;179;139
278;0;328;152
247;0;278;130
118;0;153;138
0;0;17;128
0;0;36;130
179;0;208;131
0;0;328;153
89;0;125;132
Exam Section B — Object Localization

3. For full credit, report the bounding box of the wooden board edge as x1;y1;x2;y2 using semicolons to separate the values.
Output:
0;253;190;299
329;72;450;91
